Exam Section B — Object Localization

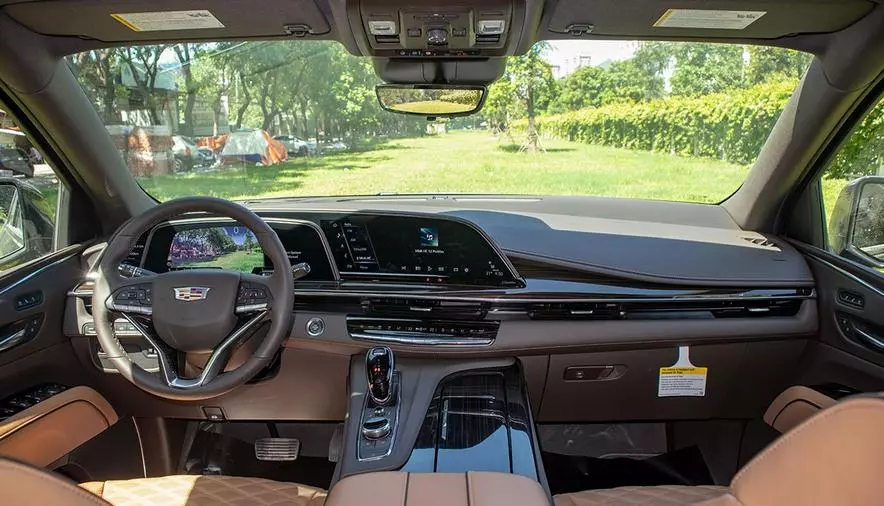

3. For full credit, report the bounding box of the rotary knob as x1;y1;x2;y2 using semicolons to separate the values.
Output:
362;416;391;439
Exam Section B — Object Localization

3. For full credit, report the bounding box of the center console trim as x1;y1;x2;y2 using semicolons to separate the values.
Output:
358;373;401;462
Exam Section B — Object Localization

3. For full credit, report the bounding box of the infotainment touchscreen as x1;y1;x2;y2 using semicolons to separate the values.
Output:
321;215;520;287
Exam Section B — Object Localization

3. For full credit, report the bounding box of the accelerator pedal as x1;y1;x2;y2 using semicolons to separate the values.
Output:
255;438;301;462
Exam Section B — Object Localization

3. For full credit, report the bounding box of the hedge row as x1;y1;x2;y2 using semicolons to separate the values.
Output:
515;80;797;165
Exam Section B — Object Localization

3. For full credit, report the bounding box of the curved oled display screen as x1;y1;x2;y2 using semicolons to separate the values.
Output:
320;215;521;287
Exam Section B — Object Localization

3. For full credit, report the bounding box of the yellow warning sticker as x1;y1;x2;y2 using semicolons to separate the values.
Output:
658;347;708;397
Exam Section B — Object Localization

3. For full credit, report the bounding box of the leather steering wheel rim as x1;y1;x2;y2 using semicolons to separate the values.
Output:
92;197;294;401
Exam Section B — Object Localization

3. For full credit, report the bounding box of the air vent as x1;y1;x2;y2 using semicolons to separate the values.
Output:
529;302;624;320
742;236;781;250
364;298;487;319
526;298;803;321
347;317;498;346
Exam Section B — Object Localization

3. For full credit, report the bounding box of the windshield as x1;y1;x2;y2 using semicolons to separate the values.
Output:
68;41;810;203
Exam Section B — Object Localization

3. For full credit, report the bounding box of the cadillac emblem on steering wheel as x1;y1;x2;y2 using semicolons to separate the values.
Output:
173;287;211;301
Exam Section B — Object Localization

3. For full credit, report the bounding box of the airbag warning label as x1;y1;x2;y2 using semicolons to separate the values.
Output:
111;10;225;32
654;9;766;30
658;346;707;397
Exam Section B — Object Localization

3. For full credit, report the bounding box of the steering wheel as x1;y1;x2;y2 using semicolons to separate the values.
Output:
91;197;294;401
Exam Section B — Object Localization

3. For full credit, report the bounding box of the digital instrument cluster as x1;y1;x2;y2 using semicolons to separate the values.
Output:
139;220;335;282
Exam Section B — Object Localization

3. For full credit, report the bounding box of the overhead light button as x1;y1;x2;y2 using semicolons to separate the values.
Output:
477;20;505;35
368;20;398;35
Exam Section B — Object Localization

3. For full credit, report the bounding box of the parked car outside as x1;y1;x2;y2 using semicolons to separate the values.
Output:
171;135;200;173
273;135;315;156
196;147;217;168
319;140;348;153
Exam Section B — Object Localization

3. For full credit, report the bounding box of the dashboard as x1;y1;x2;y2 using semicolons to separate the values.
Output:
128;213;523;288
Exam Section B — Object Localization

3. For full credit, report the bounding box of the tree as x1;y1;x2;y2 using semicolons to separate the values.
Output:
550;65;612;112
506;42;556;151
119;45;170;124
483;79;517;132
745;46;811;85
668;43;745;96
66;49;123;123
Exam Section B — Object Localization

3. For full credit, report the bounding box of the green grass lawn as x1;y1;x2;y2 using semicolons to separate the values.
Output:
179;249;263;272
139;130;754;204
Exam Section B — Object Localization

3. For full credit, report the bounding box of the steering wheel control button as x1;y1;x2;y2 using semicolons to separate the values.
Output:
306;317;325;337
236;281;273;314
109;284;154;315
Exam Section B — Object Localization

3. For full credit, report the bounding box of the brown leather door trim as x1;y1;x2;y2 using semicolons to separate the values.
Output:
0;386;117;466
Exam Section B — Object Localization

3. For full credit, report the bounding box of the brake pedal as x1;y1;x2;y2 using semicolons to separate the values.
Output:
255;438;301;461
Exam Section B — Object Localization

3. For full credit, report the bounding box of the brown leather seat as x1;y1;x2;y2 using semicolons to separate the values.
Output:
79;475;327;506
554;485;729;505
554;394;884;506
0;455;327;506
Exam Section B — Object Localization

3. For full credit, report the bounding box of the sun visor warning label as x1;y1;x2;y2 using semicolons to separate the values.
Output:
654;10;766;30
111;10;225;32
658;346;707;397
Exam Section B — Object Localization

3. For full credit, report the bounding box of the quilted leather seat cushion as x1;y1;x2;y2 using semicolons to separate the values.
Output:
554;485;730;506
80;475;327;506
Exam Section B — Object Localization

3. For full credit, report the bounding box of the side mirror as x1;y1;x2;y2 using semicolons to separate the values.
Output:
376;84;487;118
0;179;53;270
0;147;35;178
829;176;884;268
0;182;26;267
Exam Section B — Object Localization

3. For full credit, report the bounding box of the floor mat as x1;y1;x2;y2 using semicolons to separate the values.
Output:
543;445;715;496
187;429;336;491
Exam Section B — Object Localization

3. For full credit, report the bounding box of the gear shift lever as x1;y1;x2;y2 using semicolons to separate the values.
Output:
366;346;394;405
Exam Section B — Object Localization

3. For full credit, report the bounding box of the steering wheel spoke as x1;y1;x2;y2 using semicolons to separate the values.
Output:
121;307;270;389
117;311;179;385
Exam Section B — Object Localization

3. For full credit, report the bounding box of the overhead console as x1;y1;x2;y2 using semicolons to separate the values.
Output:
350;0;538;58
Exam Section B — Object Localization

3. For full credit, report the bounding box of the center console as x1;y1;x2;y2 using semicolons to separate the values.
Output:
338;347;549;497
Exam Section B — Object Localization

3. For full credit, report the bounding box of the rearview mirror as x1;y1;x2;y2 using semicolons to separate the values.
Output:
376;85;487;117
829;176;884;268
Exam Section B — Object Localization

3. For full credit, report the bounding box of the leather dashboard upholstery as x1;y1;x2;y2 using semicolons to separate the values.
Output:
763;385;836;433
0;386;117;466
326;471;550;506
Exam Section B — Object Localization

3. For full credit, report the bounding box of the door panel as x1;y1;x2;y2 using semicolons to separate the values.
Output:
795;246;884;391
0;246;93;393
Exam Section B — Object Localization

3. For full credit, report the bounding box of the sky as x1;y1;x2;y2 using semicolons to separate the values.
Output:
546;40;637;78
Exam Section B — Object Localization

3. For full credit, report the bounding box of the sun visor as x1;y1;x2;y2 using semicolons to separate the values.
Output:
3;0;331;42
544;0;874;39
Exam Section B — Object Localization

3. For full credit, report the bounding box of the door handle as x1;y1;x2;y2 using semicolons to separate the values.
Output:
0;314;43;353
853;325;884;350
837;312;884;350
0;328;27;353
